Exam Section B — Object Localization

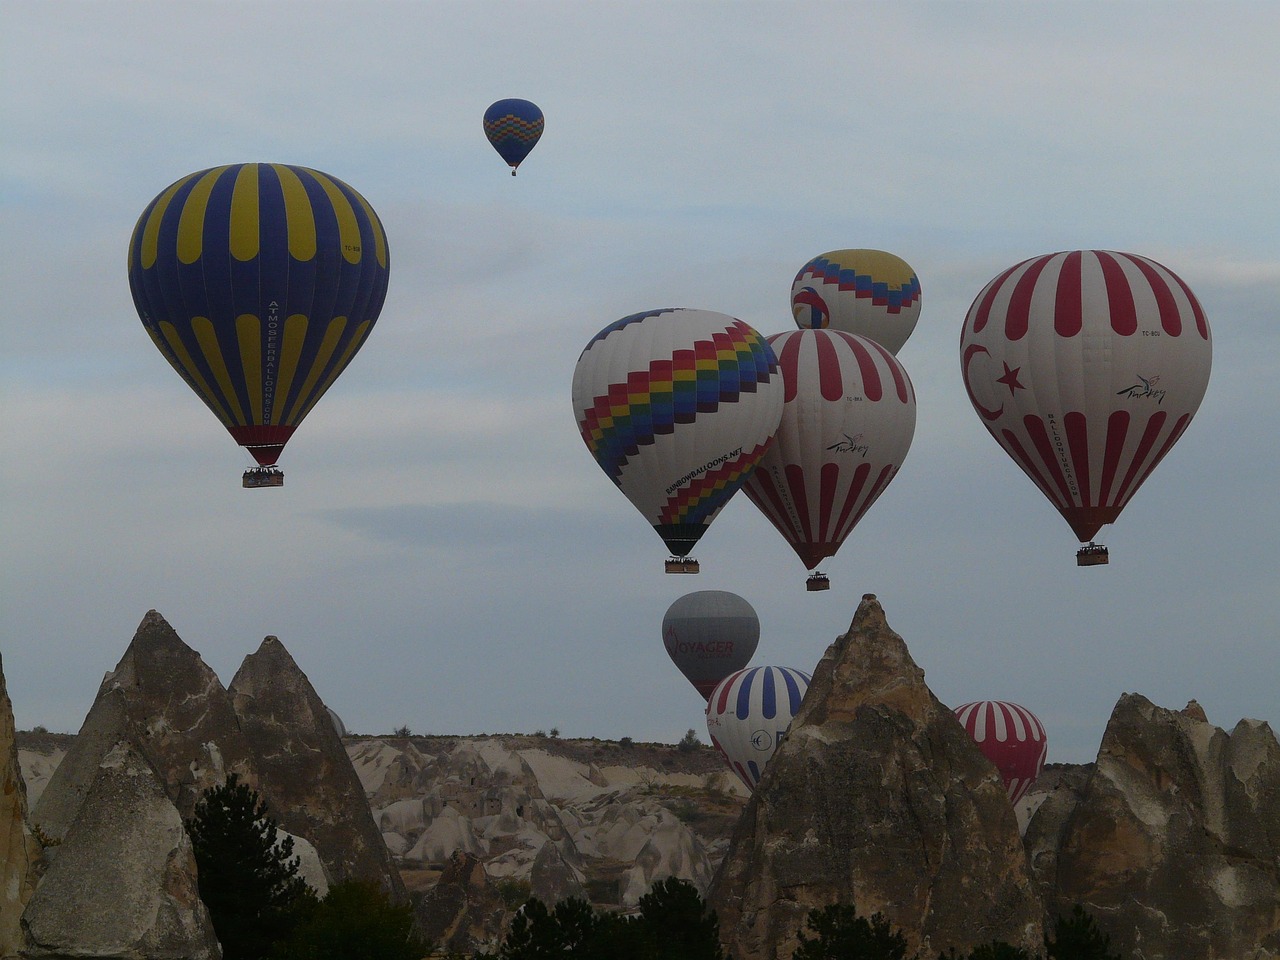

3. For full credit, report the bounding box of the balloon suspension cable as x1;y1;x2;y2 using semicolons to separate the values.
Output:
1076;542;1109;567
243;465;284;489
665;557;700;574
806;571;831;592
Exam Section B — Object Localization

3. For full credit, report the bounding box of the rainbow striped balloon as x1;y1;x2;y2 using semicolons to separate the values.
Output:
953;699;1048;804
791;249;922;354
705;666;811;791
572;309;783;561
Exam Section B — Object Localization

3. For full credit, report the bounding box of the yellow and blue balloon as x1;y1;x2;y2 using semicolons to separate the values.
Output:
127;163;390;484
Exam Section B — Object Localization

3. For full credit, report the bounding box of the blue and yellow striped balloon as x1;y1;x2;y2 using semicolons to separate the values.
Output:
127;163;390;474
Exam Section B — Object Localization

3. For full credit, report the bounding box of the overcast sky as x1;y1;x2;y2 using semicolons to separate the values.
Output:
3;1;1277;765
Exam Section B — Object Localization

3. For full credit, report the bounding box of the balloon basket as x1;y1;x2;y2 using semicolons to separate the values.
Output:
243;466;284;489
665;558;700;574
1076;543;1109;566
806;572;830;592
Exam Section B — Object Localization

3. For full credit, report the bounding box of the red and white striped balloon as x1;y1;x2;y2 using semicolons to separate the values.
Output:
953;699;1047;804
960;250;1211;546
741;329;916;577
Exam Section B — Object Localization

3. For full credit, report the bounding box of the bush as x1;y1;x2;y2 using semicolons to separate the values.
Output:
1045;904;1122;960
677;728;701;752
271;880;429;960
793;903;910;960
477;878;723;960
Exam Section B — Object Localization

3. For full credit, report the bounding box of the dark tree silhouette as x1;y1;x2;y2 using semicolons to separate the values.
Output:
185;774;314;960
1045;904;1122;960
476;878;724;960
792;903;910;960
271;880;428;960
634;877;725;960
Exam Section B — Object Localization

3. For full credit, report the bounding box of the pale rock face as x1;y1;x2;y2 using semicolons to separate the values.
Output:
710;595;1044;960
31;611;259;842
405;806;488;863
1032;693;1280;960
529;837;587;905
20;741;220;960
228;635;404;898
355;735;727;906
0;655;40;960
415;852;509;957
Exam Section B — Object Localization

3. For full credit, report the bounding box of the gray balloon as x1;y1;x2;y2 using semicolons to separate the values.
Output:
662;591;760;700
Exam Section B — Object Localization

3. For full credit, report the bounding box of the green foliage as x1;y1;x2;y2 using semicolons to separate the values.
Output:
792;903;909;960
634;877;725;960
677;728;701;752
271;880;429;960
475;878;723;960
496;877;534;910
939;942;1034;960
1045;904;1121;960
185;774;315;960
393;724;413;737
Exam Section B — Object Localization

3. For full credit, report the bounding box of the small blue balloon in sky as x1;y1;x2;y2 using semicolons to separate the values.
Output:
483;99;544;175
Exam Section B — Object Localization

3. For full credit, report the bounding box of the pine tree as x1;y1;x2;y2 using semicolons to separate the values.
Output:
185;774;315;960
634;877;725;960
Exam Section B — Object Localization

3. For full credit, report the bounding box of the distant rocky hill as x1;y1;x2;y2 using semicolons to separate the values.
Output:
17;720;746;955
7;600;1280;960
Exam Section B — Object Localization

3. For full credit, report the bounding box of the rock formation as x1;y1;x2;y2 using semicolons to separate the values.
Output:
415;852;510;956
228;635;404;898
31;610;258;842
710;595;1044;959
1030;693;1280;959
0;655;40;960
346;734;732;907
20;741;220;960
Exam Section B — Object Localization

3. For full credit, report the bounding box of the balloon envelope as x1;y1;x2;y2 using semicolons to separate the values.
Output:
953;700;1047;804
483;99;544;173
662;591;760;699
705;666;811;791
791;249;921;354
571;308;784;560
128;163;390;468
959;250;1211;544
742;330;916;574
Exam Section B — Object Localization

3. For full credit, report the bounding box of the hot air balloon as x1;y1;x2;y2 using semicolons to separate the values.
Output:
705;666;811;791
742;330;916;590
128;163;390;487
571;308;784;572
953;700;1047;805
662;591;760;699
959;250;1211;564
483;99;544;175
791;249;922;354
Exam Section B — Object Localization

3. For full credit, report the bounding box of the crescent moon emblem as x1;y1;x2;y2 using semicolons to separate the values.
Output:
962;343;1004;421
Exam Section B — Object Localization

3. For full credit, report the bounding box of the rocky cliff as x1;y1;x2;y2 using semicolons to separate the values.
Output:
710;594;1044;960
229;635;404;897
1027;693;1280;959
31;611;259;842
21;741;220;960
346;732;743;951
0;655;40;960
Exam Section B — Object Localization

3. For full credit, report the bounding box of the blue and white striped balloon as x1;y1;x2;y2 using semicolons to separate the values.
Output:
705;666;811;791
